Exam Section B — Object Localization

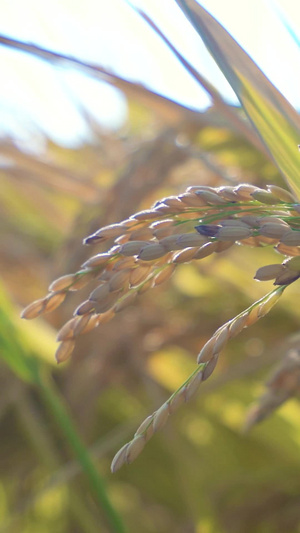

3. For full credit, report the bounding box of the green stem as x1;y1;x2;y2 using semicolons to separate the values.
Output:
35;370;127;533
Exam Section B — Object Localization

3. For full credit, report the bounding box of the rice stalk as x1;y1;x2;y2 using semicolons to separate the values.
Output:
21;183;300;364
20;183;300;461
244;348;300;430
111;286;286;471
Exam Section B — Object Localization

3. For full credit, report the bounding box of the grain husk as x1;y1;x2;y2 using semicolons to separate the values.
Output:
55;340;75;364
138;243;167;261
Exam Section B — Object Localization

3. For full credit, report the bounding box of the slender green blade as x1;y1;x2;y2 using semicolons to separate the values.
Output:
0;286;39;383
176;0;300;198
39;375;127;533
273;4;300;48
0;284;126;531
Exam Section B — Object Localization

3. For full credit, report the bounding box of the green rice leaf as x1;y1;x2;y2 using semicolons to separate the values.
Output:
131;6;268;156
0;286;40;383
176;0;300;198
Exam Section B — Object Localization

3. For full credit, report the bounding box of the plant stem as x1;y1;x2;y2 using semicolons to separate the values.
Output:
36;370;127;533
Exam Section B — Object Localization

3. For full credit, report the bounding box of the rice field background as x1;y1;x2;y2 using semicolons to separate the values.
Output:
1;2;300;532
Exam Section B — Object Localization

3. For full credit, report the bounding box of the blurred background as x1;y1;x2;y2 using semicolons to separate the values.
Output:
1;1;300;532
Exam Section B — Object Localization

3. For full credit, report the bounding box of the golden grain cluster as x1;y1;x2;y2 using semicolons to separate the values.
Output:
21;182;300;469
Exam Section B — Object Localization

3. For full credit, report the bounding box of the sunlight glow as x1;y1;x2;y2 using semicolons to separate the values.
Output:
0;0;299;145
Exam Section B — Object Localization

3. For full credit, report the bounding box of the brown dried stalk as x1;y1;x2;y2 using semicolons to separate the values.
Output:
244;348;300;430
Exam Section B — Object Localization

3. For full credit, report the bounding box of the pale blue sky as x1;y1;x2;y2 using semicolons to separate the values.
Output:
0;0;299;146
